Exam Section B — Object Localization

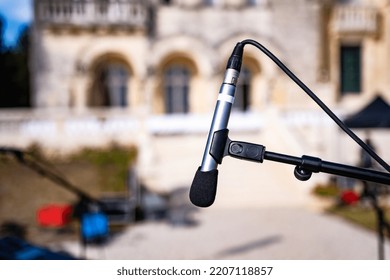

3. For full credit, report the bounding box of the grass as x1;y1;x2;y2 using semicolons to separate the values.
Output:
312;181;390;238
312;182;340;198
327;204;390;238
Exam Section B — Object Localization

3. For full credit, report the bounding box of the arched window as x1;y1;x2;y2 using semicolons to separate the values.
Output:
97;0;109;15
163;65;190;114
90;61;129;107
204;0;215;6
233;67;251;112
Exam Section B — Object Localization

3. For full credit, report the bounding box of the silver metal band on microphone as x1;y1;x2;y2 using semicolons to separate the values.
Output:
223;69;239;85
217;94;235;104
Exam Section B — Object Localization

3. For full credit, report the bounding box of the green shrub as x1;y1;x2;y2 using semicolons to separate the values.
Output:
71;144;137;192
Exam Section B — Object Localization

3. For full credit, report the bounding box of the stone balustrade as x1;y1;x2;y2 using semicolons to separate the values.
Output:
0;107;340;156
332;5;378;35
35;0;147;28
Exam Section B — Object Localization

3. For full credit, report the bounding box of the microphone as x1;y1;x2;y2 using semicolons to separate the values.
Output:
190;42;244;207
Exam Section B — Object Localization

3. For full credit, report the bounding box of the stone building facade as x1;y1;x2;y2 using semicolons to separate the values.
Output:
2;0;390;193
30;0;390;113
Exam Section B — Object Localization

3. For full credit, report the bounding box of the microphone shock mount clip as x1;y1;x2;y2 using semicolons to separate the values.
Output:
209;129;265;165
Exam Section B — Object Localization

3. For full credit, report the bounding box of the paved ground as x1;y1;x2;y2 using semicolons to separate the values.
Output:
56;131;390;260
60;205;390;260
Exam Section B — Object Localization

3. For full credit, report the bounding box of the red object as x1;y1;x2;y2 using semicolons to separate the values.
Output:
37;204;73;227
340;190;360;205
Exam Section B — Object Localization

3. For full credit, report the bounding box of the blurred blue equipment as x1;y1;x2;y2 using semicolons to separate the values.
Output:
81;212;109;242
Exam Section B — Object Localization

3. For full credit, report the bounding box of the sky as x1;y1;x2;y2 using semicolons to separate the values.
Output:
0;0;32;47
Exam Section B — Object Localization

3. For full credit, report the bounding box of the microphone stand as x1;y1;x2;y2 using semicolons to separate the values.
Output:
203;39;390;259
209;129;390;259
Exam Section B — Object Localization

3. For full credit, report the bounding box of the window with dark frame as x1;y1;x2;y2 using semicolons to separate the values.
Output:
340;45;361;95
204;0;214;6
105;63;129;107
90;61;129;107
247;0;258;6
164;65;190;114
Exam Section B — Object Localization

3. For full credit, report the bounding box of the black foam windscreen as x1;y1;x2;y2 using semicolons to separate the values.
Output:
189;167;218;207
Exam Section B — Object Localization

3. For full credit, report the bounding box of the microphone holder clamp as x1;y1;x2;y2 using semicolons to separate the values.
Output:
209;129;390;186
209;129;265;164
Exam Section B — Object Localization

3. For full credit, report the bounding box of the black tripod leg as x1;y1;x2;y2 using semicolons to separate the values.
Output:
363;182;385;260
375;206;385;260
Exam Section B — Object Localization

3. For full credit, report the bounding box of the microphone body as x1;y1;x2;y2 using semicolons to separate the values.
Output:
200;69;239;172
190;42;243;207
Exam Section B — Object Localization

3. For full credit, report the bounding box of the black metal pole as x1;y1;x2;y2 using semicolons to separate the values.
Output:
263;151;390;186
212;131;390;186
262;149;390;260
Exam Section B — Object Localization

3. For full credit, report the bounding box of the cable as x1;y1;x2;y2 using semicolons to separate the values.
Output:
240;39;390;173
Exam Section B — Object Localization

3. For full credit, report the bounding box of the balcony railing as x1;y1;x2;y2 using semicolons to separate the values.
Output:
35;0;147;28
332;6;379;35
